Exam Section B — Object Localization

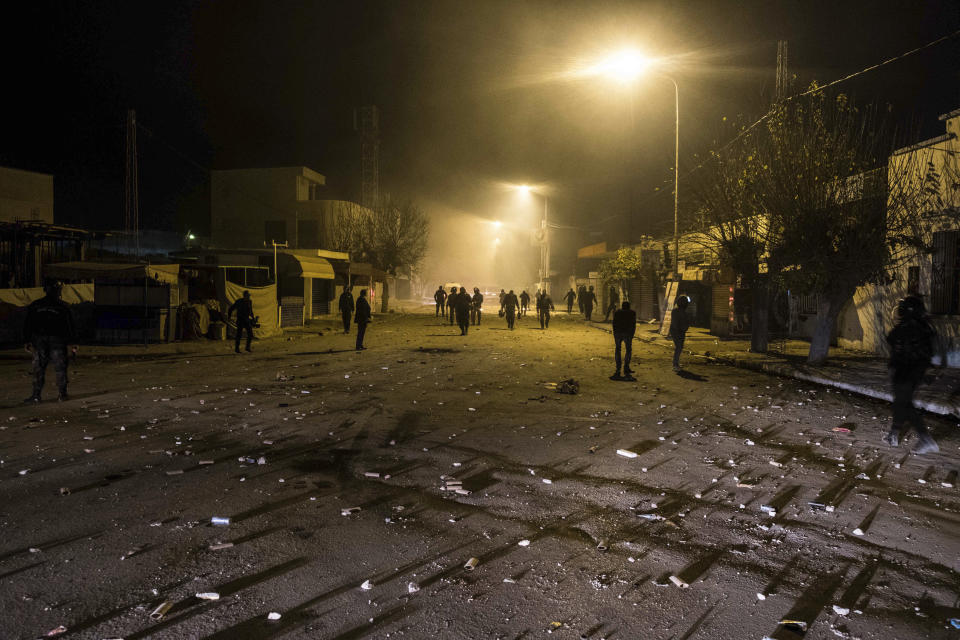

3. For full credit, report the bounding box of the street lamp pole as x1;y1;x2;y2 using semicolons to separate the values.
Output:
542;193;550;295
669;75;679;277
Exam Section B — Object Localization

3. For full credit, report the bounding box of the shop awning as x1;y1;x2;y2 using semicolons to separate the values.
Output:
45;262;181;285
280;255;335;280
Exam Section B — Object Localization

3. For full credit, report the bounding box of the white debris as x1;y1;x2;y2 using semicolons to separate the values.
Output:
407;582;420;593
196;592;220;600
267;612;282;621
852;528;864;536
616;449;638;458
669;575;689;588
832;605;850;616
745;439;755;446
360;580;373;590
518;539;531;547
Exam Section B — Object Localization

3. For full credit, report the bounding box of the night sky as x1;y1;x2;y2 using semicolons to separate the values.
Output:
3;1;959;268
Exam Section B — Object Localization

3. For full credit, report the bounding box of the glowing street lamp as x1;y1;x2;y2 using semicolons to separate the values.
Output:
588;48;680;275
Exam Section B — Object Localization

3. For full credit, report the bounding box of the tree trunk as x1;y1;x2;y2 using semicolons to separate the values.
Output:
380;279;390;313
807;290;852;365
750;277;770;353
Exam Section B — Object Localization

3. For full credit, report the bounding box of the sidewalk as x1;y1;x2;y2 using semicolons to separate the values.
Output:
590;321;960;420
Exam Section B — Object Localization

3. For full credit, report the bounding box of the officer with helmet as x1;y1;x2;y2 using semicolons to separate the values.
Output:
23;280;77;402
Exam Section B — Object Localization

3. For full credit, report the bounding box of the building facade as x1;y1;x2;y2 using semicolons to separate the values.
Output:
0;166;53;224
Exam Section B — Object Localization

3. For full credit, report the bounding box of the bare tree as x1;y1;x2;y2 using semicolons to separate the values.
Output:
356;195;430;312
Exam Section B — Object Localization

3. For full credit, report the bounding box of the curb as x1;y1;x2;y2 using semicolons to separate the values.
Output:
586;321;958;419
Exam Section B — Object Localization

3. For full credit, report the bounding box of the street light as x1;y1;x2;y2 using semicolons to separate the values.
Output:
590;49;680;276
512;184;550;294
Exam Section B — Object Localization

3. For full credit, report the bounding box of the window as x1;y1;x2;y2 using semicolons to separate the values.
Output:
297;219;320;248
264;220;287;244
931;230;959;314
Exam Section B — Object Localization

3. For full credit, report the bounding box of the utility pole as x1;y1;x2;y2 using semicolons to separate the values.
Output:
775;40;789;104
124;109;140;258
267;239;288;326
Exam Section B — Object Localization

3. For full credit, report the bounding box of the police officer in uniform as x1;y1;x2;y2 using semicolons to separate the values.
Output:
23;281;76;403
471;287;484;326
447;286;458;325
563;288;576;313
455;287;472;335
434;285;447;317
537;290;555;329
502;289;520;330
338;286;355;333
355;288;372;350
519;290;531;317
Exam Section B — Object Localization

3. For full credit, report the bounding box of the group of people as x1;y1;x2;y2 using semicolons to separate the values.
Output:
20;279;943;455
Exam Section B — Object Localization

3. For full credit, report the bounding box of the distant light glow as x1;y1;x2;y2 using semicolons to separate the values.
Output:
587;49;652;84
517;184;532;195
493;220;502;228
188;233;196;240
494;237;501;245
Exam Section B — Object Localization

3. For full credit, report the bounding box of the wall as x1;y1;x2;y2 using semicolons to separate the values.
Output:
0;167;53;224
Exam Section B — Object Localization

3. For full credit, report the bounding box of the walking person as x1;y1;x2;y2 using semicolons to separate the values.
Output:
455;287;472;335
603;286;621;322
502;289;520;330
228;290;256;353
582;286;597;321
519;290;531;317
434;285;447;317
471;287;484;326
883;295;939;453
563;288;576;314
498;289;506;312
354;288;372;350
577;285;586;314
610;301;636;380
447;286;457;325
537;290;555;329
338;286;355;334
23;281;77;402
670;295;691;372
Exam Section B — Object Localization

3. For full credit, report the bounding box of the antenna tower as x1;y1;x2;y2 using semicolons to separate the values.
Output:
775;40;789;103
124;109;140;256
354;105;380;208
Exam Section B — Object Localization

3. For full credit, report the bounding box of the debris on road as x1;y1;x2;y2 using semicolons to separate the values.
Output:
150;601;173;621
196;592;220;600
210;516;230;526
45;625;67;637
464;557;479;571
616;449;638;458
360;579;373;590
341;507;361;516
267;612;282;621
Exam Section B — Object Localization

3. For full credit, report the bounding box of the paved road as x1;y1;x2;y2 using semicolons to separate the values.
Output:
0;310;957;639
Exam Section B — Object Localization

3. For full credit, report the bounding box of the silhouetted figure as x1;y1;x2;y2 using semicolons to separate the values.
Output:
498;289;506;311
23;281;76;402
434;286;447;317
355;288;372;350
577;285;586;313
537;291;555;329
338;286;355;333
582;285;597;321
519;290;531;317
455;287;472;335
502;289;520;330
603;286;620;321
611;300;636;380
563;288;576;313
447;286;457;325
228;290;256;353
670;295;691;372
884;295;938;454
471;287;484;326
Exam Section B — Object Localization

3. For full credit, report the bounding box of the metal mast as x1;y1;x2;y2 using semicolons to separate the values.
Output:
354;105;380;208
124;109;140;257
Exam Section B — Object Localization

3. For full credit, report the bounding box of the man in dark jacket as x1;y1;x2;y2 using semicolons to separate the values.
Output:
537;291;555;329
447;286;457;325
502;289;520;330
563;288;576;313
228;290;256;353
338;286;355;333
582;285;597;321
670;295;691;372
455;286;472;335
519;290;531;317
23;281;76;402
471;287;484;326
883;295;938;454
434;286;447;317
577;285;586;313
603;286;621;322
611;301;636;380
354;288;372;350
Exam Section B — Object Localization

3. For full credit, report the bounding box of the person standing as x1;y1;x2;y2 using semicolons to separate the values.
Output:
582;286;597;321
519;290;531;317
610;301;637;380
455;286;472;335
228;290;256;353
670;295;691;372
338;286;355;334
354;288;372;350
471;287;484;326
883;295;938;453
498;289;506;312
577;285;586;314
23;281;76;402
563;288;576;314
447;286;457;325
603;286;621;322
434;285;447;317
537;290;555;329
502;289;520;330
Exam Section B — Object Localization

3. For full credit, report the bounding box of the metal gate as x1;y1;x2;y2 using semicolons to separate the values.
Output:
280;296;304;327
311;279;330;317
